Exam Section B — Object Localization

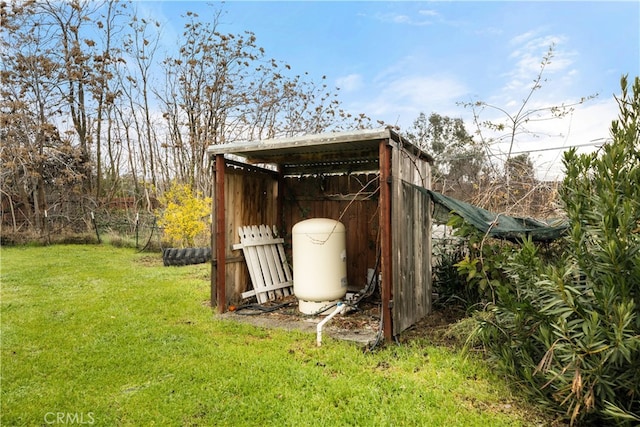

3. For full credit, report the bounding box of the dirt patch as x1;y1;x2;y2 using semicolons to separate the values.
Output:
216;295;467;349
396;305;469;346
135;255;164;267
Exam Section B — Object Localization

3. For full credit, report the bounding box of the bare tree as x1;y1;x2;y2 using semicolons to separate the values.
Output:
32;1;101;189
460;43;597;214
1;1;85;231
1;1;376;237
157;6;374;194
157;9;264;192
121;12;163;193
89;0;127;198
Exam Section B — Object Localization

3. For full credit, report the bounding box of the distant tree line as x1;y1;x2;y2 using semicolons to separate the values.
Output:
0;0;371;233
1;0;578;236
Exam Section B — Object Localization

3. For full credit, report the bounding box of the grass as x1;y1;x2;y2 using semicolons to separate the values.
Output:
1;245;548;426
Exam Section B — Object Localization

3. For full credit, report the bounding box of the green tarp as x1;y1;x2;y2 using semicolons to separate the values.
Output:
418;187;569;242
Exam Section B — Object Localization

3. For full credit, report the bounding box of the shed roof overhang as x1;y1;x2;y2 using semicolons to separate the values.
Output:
207;128;433;176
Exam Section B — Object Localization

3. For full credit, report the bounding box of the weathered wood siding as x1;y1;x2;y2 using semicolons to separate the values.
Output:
219;167;380;303
282;174;379;292
218;148;432;337
222;166;278;304
391;145;432;335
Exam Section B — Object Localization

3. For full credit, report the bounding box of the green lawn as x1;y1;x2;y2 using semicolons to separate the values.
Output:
1;245;546;426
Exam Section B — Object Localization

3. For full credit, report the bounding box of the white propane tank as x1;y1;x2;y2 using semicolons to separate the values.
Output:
292;218;347;315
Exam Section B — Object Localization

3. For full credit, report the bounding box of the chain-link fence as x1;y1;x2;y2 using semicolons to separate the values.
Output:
1;198;164;251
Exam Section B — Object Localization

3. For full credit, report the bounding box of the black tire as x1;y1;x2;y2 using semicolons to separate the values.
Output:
162;248;174;266
163;247;211;266
194;247;211;264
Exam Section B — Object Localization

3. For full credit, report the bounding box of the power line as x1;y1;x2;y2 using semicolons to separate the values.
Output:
492;138;606;156
438;139;608;162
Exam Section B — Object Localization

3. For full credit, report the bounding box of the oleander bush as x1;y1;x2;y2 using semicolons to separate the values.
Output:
463;75;640;425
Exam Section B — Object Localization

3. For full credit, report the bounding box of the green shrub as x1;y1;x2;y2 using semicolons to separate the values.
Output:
467;75;640;426
448;214;514;307
432;237;475;309
548;75;640;424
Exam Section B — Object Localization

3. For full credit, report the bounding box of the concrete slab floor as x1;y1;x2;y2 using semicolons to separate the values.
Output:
215;299;381;348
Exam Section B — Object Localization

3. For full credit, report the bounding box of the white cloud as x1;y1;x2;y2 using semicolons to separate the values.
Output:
336;74;364;92
418;9;439;17
382;75;467;105
392;14;412;24
132;3;180;56
345;74;468;129
481;97;616;180
374;11;434;26
501;31;577;104
476;26;503;36
341;67;614;181
509;30;541;47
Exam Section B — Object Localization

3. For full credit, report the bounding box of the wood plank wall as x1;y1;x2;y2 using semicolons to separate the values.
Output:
282;174;380;293
219;167;380;304
218;152;432;338
391;145;432;335
222;167;278;305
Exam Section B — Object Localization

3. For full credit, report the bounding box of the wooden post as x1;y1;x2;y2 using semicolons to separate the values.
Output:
379;139;393;341
211;160;217;309
276;172;285;234
214;154;226;313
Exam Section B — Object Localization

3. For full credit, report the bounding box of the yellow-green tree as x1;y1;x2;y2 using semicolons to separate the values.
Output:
157;183;211;247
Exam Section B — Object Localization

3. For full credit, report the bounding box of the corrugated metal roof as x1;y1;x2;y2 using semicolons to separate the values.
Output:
207;127;433;175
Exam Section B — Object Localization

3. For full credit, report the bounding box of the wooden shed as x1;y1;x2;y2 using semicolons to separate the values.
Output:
207;127;434;340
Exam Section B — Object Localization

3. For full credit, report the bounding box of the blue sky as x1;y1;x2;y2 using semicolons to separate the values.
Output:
141;1;639;179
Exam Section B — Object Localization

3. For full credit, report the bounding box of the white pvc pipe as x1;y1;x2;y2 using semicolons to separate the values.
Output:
316;302;344;347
